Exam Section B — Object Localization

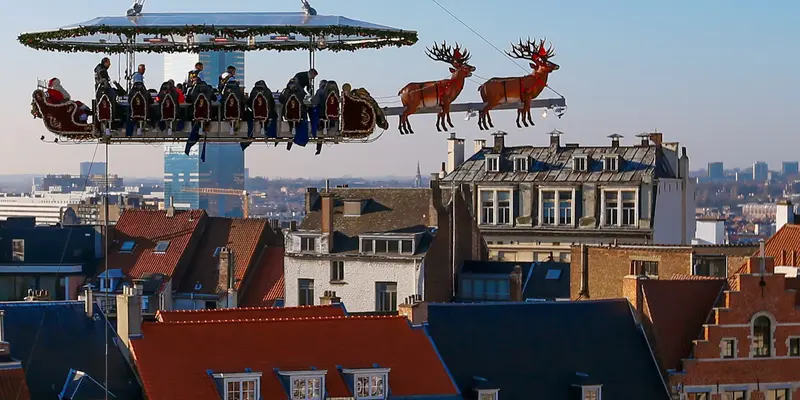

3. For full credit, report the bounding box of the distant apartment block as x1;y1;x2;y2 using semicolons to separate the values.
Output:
782;161;799;177
753;161;769;181
707;161;724;180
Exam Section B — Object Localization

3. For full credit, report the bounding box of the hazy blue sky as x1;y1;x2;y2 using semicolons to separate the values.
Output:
3;0;798;178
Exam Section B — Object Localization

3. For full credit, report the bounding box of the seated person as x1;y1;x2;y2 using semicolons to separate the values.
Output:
311;80;328;107
175;82;186;103
218;65;240;93
47;78;90;121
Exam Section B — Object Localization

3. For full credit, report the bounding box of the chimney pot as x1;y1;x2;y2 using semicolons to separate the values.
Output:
492;131;506;153
473;139;487;154
608;133;623;148
446;134;465;174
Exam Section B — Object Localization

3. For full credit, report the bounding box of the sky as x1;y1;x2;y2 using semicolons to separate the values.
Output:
2;0;799;178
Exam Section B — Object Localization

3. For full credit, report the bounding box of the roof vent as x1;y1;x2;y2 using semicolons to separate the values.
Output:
608;133;623;148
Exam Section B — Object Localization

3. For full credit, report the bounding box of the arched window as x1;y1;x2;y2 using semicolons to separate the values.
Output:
753;315;772;357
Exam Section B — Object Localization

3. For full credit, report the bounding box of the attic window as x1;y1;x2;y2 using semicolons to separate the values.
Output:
486;155;500;172
513;156;529;172
603;155;619;172
119;240;136;253
573;155;588;172
477;389;499;400
583;386;602;400
545;269;562;280
343;368;390;400
154;241;170;254
212;372;262;400
276;370;327;400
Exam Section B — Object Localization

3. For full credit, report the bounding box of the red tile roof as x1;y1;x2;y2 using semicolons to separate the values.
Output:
641;278;726;372
155;304;345;322
761;224;800;266
105;209;206;281
0;366;30;400
177;217;270;294
240;247;285;307
131;315;458;399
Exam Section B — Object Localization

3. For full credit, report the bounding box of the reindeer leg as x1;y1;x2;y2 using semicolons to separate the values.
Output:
446;104;455;128
487;111;495;128
435;111;443;132
526;100;535;126
407;117;415;134
516;109;524;128
398;114;406;135
477;111;485;131
441;109;449;132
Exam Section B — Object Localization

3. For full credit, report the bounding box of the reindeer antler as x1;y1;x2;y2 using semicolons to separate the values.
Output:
507;37;555;60
426;41;470;65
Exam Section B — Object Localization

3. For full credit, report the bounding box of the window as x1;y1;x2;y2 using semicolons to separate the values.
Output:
486;156;500;172
721;338;735;358
481;191;495;224
460;278;510;301
226;378;258;400
790;337;800;356
539;189;576;227
603;155;618;172
477;389;499;400
602;189;637;226
767;389;790;400
497;191;511;225
11;239;24;262
361;238;373;253
119;240;136;253
542;191;555;225
301;237;316;252
375;282;397;312
723;391;745;400
513;157;528;172
298;279;314;306
630;260;659;276
753;315;772;357
573;156;588;172
545;269;562;280
154;240;170;254
401;240;413;254
360;238;414;255
291;376;322;400
355;374;386;399
330;261;345;282
583;386;601;400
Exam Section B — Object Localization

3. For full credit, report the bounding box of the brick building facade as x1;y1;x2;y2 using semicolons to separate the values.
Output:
570;244;757;300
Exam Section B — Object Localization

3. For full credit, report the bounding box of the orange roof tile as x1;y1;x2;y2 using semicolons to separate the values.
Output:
641;278;726;372
131;315;458;399
104;209;206;280
177;217;269;294
155;304;345;322
240;247;285;307
0;366;30;400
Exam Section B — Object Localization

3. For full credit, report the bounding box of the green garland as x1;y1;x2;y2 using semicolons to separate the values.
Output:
18;24;418;54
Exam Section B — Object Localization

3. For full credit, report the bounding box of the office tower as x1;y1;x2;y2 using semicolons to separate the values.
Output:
80;161;107;177
707;162;724;181
163;144;245;217
164;50;246;87
752;161;769;182
782;161;799;177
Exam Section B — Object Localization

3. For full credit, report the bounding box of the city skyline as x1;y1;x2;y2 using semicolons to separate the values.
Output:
3;0;798;178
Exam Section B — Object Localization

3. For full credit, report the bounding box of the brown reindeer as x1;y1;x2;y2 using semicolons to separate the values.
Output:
397;41;475;134
477;38;559;130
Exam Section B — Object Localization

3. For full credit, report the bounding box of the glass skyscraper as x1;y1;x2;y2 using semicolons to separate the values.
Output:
162;51;246;218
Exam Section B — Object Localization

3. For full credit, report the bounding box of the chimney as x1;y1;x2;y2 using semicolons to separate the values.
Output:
678;147;689;179
289;220;297;231
492;131;506;153
320;192;335;252
548;129;563;151
305;187;319;214
636;132;650;146
777;199;795;232
745;253;775;275
608;133;623;148
473;139;487;154
319;290;341;305
166;196;175;217
116;284;143;350
218;248;235;293
446;133;465;174
398;295;426;324
84;285;94;318
429;173;440;187
509;266;523;301
648;132;663;146
623;275;646;322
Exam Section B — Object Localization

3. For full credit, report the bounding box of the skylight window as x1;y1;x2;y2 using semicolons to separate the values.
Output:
545;269;562;280
119;240;136;253
154;241;170;254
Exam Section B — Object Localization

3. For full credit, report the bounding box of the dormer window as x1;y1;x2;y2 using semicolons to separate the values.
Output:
301;236;317;252
343;368;389;399
583;386;602;400
360;235;417;255
513;156;529;172
277;370;326;400
477;389;499;400
603;155;619;172
211;372;262;400
119;240;136;253
573;155;588;172
486;155;500;172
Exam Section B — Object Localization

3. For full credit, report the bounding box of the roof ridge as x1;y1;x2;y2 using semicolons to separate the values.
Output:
156;314;405;325
160;304;334;314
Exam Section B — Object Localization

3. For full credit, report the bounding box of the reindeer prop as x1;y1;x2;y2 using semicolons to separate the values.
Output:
477;38;559;130
397;41;475;134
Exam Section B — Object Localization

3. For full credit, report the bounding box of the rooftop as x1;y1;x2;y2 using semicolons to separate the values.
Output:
239;247;286;307
156;303;346;322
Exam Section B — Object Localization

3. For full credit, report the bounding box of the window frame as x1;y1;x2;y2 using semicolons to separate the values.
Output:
359;236;417;255
751;313;774;358
603;155;619;172
375;281;398;312
538;188;576;227
765;388;790;400
276;370;327;400
573;155;588;172
300;236;317;252
788;336;800;357
600;188;639;227
11;239;24;262
512;155;529;172
153;240;170;254
479;188;515;226
630;260;659;277
298;278;315;306
582;385;602;400
342;368;390;400
330;260;345;282
477;389;499;400
720;338;736;359
486;155;500;172
211;372;262;400
119;240;136;254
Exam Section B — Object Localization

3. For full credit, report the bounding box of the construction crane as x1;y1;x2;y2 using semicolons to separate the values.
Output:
182;188;250;218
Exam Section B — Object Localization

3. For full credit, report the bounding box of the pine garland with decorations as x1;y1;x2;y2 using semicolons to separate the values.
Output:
18;24;418;53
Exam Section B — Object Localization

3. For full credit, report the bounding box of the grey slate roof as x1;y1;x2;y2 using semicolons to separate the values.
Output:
523;261;570;300
425;301;670;400
441;145;676;184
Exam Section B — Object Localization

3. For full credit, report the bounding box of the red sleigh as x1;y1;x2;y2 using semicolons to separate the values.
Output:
31;90;95;140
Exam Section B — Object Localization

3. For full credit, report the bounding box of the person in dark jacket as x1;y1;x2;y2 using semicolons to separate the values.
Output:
94;57;111;89
292;68;318;95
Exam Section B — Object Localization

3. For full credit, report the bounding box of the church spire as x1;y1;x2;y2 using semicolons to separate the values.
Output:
415;161;422;188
